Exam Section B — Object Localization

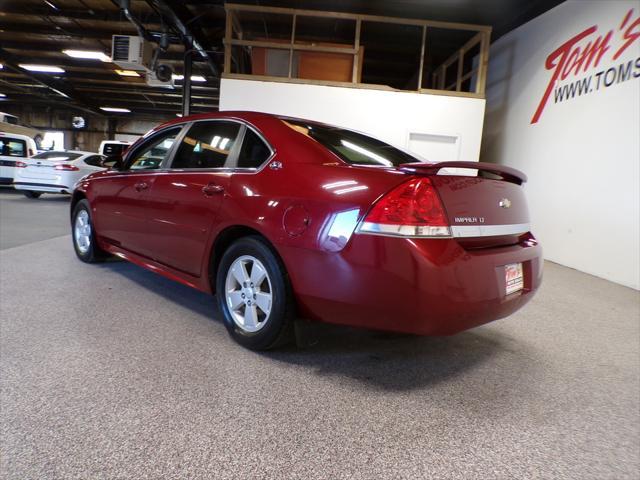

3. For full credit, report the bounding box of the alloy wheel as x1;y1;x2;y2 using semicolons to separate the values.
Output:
225;255;273;333
74;210;92;254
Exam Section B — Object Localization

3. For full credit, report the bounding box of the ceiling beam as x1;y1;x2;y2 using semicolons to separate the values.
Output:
0;23;182;44
0;47;104;116
0;4;156;23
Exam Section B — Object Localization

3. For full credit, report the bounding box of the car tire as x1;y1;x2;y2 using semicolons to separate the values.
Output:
71;199;108;263
23;191;42;199
216;236;295;350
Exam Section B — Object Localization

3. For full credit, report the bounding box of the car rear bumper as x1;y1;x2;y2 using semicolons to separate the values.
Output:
285;234;543;335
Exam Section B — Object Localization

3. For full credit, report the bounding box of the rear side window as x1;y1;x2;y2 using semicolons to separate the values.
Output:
84;155;105;167
236;129;272;169
0;138;26;157
172;121;240;169
282;119;418;167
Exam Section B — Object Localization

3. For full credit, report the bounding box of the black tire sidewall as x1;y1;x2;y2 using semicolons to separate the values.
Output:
71;199;102;263
216;237;291;350
23;191;41;199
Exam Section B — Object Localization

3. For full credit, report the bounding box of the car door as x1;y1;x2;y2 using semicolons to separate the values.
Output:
141;120;244;277
91;126;183;256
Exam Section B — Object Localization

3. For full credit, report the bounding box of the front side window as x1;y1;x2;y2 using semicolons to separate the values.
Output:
172;121;240;169
236;129;272;169
0;138;26;157
282;119;419;167
126;127;181;170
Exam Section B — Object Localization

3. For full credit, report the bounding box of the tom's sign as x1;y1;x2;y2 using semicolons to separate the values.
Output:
531;8;640;124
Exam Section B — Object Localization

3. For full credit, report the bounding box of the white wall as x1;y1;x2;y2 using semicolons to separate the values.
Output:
220;78;486;163
483;0;640;290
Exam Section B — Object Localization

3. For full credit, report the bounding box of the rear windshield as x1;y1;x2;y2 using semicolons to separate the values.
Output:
282;119;420;167
33;151;82;161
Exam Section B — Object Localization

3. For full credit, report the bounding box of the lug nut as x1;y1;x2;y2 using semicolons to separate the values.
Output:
241;293;245;298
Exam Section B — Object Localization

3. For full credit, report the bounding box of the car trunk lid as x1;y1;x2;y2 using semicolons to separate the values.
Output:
400;162;531;248
19;158;68;181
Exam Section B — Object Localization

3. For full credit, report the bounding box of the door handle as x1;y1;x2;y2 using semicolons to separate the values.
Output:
202;183;225;196
134;181;149;192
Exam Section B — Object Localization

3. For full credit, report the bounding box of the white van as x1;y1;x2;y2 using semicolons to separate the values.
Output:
99;140;131;157
0;113;44;148
0;132;38;185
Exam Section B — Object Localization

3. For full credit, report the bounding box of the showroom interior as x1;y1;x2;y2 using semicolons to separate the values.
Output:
0;0;638;478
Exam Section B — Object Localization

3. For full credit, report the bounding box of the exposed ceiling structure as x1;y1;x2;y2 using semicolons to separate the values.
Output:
0;0;564;119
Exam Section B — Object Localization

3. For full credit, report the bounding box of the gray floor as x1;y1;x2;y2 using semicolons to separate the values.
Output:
0;189;70;250
0;191;639;479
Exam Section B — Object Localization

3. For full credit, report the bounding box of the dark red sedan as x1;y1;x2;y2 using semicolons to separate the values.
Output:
71;111;542;350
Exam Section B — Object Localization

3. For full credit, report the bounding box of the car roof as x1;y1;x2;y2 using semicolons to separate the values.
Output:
154;110;313;131
0;131;34;141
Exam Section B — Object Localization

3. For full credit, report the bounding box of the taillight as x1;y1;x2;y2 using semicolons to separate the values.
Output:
55;164;79;171
358;177;451;237
15;161;27;168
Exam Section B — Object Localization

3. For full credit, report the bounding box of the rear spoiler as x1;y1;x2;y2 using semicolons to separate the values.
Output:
400;161;527;185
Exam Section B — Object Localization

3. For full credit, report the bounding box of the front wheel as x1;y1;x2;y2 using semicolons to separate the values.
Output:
216;236;295;350
71;199;108;263
22;191;42;199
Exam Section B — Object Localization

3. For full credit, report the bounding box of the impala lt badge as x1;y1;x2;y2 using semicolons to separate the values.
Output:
499;198;512;208
454;216;485;223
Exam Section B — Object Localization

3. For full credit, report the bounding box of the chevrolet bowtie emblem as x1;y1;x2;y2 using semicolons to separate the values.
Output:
499;198;512;208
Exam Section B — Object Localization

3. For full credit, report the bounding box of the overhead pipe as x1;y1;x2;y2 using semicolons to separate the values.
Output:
116;0;155;42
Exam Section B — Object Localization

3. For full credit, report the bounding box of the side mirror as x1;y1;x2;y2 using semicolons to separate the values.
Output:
101;154;124;170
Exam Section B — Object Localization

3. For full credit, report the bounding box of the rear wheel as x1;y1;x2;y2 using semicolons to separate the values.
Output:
72;199;108;263
22;191;42;199
216;236;294;350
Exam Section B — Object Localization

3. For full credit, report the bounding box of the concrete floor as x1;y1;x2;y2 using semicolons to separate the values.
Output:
0;190;639;479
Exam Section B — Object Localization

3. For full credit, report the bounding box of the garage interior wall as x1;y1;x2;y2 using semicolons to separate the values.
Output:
482;0;640;290
220;78;486;163
0;105;158;152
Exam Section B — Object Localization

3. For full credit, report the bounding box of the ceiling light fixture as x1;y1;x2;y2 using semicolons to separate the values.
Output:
114;69;140;77
43;0;59;10
19;64;65;73
63;49;110;62
100;107;131;113
172;74;206;82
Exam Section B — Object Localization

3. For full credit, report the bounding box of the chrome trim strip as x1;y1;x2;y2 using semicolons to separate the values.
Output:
356;222;530;239
450;223;530;238
357;222;452;238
